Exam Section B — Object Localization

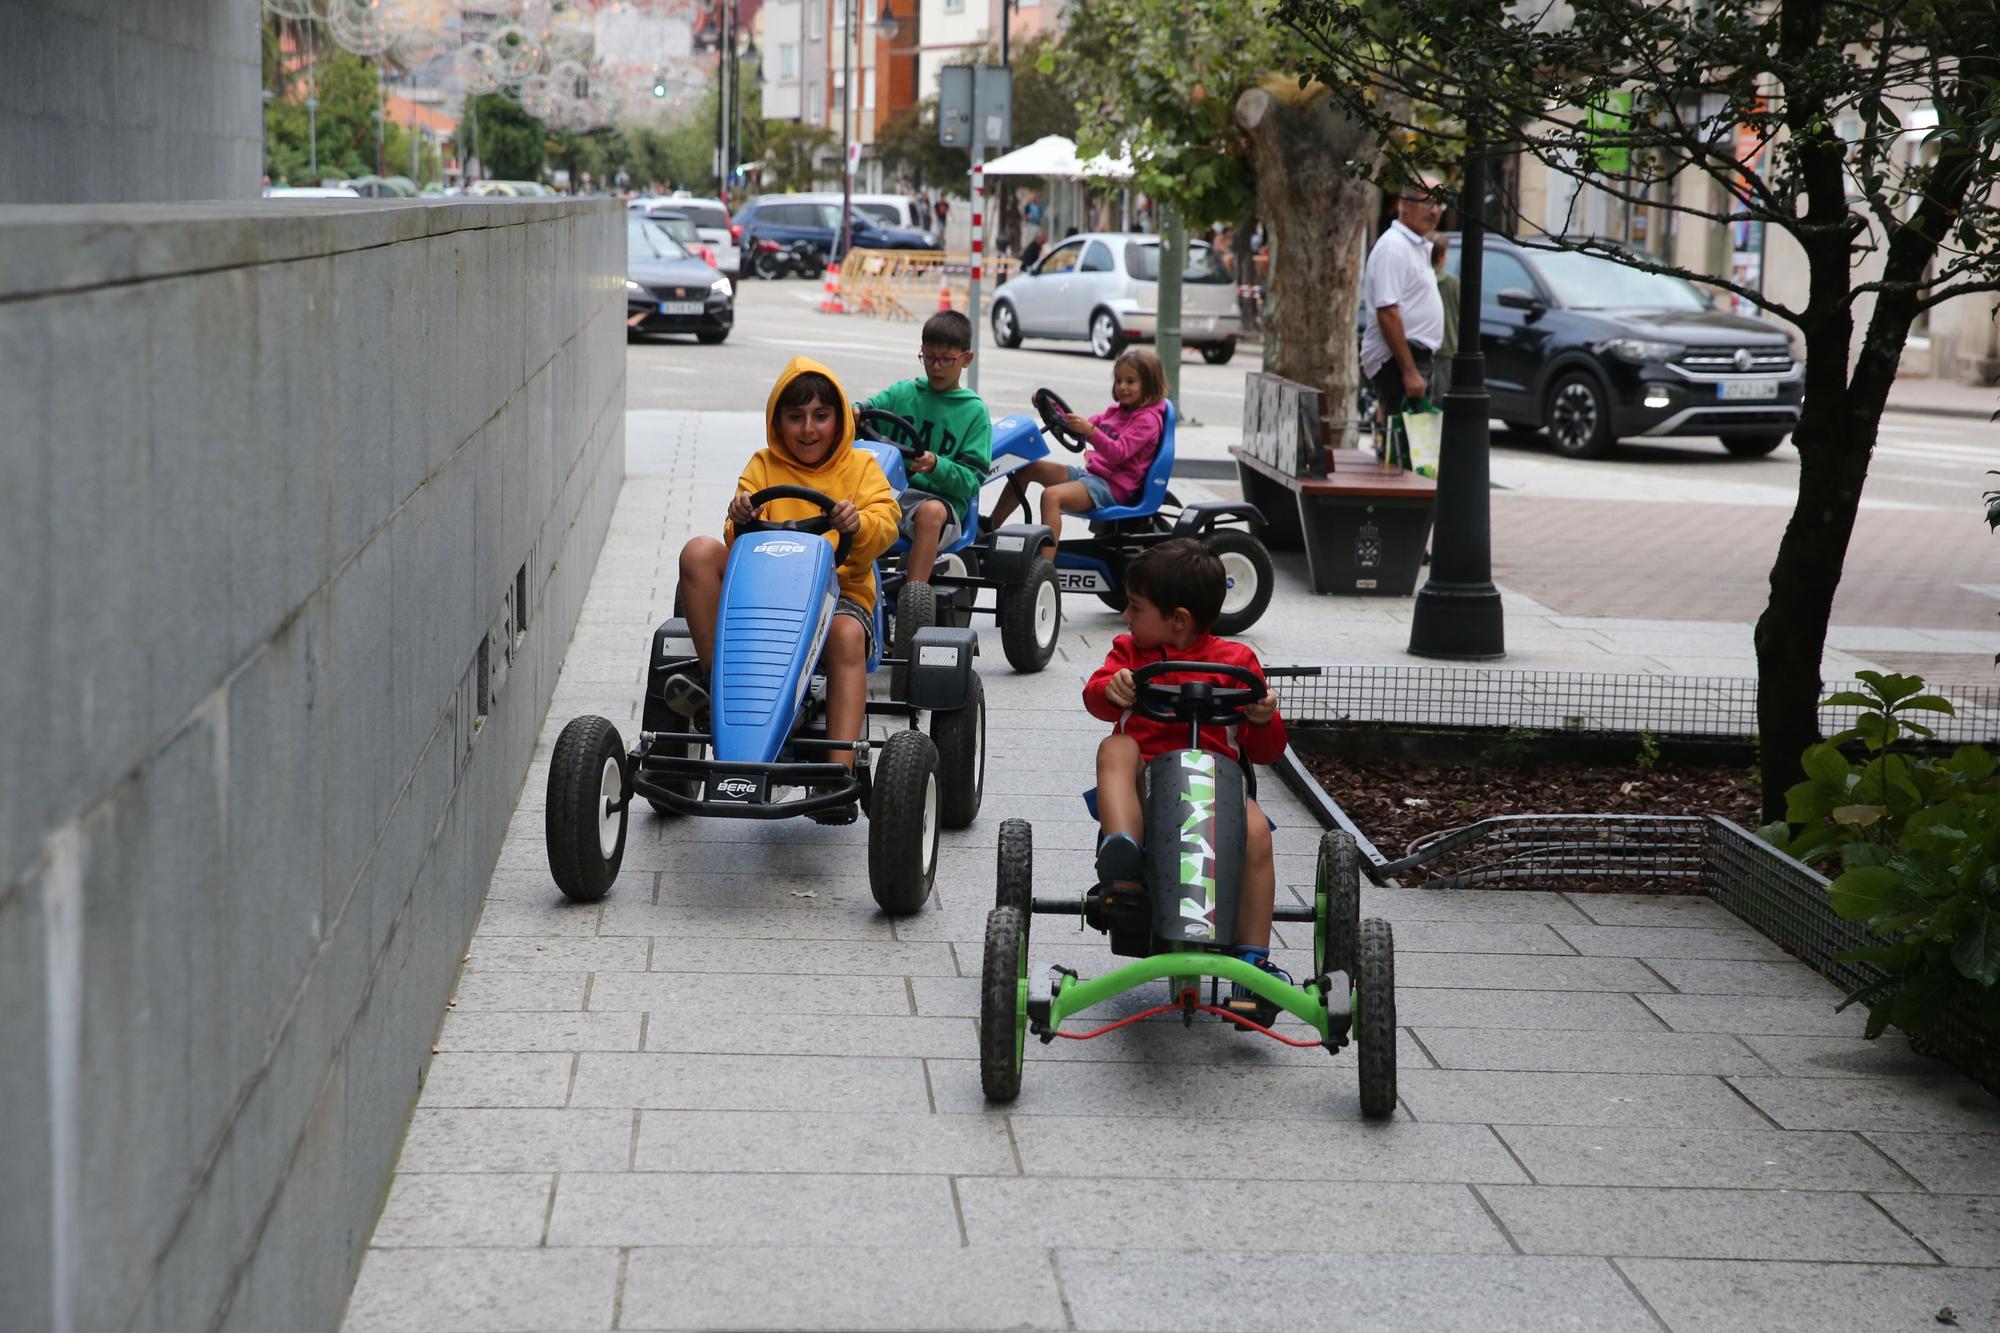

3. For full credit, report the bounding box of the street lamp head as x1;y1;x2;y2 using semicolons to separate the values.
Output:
874;1;901;39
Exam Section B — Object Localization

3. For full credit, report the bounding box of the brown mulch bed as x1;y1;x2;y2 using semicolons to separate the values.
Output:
1300;750;1762;864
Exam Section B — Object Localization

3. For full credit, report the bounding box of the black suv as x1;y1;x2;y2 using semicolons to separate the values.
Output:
1442;235;1802;458
730;197;940;266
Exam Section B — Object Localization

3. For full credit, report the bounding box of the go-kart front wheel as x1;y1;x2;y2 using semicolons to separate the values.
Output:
995;817;1032;914
868;729;941;914
999;556;1061;673
1315;829;1362;981
546;715;628;903
930;670;985;829
1355;917;1398;1119
980;906;1030;1101
1205;528;1275;636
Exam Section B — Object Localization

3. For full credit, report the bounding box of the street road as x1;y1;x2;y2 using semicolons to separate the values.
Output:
632;276;2000;665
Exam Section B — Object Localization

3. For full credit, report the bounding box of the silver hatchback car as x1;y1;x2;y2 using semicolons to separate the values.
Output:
988;232;1243;363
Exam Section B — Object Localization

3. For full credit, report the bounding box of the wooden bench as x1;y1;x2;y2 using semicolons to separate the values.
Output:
1234;372;1438;596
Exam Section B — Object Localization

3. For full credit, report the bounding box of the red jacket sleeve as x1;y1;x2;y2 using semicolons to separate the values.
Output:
1224;640;1288;765
1083;634;1140;723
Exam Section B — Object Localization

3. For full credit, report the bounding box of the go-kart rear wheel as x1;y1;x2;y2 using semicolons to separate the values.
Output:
980;906;1030;1102
1355;917;1398;1119
1314;830;1362;981
930;670;985;829
1204;528;1275;636
995;817;1032;914
890;579;936;701
868;729;940;914
546;715;628;903
934;547;980;628
999;556;1061;673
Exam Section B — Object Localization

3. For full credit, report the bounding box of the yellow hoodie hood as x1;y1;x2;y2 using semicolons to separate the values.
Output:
764;354;856;468
725;355;902;610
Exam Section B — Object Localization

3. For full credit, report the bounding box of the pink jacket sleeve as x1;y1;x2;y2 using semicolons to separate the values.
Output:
1086;405;1164;477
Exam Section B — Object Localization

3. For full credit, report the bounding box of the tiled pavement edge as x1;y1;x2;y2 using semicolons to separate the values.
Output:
341;412;2000;1332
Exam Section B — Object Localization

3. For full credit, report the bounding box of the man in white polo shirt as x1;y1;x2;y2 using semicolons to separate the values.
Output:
1360;178;1447;429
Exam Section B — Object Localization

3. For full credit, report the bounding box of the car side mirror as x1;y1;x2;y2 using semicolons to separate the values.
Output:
1495;287;1546;315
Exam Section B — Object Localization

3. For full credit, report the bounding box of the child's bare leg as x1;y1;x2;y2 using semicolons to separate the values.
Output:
823;614;867;772
1095;734;1144;858
1237;797;1276;950
677;537;728;668
905;498;949;583
987;458;1069;528
1037;480;1095;559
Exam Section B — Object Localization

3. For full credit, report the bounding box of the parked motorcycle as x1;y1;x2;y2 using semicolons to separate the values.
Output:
748;238;826;281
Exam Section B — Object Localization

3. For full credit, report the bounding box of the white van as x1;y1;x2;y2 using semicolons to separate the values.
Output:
789;192;938;242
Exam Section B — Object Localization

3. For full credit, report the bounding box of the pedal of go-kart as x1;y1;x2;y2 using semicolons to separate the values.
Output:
1026;963;1077;1041
1317;970;1353;1048
660;671;711;723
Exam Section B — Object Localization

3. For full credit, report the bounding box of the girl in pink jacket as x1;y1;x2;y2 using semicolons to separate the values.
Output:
988;348;1169;558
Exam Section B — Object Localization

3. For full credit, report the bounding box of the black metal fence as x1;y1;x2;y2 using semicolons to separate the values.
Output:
1267;665;2000;747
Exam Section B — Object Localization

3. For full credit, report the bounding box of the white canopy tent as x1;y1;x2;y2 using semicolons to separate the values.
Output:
978;135;1134;182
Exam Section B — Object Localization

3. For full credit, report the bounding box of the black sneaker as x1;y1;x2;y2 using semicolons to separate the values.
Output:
1095;832;1145;888
1228;957;1294;1030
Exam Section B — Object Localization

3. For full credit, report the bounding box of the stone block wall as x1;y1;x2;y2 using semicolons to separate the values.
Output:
0;198;625;1333
0;0;262;203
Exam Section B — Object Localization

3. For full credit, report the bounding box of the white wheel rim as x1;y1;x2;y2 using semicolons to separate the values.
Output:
996;307;1013;340
1092;317;1112;356
1034;579;1060;646
972;700;986;793
596;756;622;859
938;553;967;580
922;770;940;871
1219;551;1258;616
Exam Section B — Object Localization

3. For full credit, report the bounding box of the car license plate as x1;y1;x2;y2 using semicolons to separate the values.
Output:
659;300;702;315
1718;379;1779;400
1192;316;1215;331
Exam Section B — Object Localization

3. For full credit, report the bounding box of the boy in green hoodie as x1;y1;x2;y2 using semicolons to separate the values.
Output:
854;310;993;584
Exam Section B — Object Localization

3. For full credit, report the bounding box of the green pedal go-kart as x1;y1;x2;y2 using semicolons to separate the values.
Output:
977;661;1398;1117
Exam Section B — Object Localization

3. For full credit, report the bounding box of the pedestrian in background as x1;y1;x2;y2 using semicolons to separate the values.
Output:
1020;232;1044;267
1360;177;1446;430
1432;232;1459;396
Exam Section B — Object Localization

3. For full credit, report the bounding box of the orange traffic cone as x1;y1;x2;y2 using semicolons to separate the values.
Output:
937;271;953;313
818;263;845;314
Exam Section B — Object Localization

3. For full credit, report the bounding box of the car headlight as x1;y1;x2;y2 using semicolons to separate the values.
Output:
625;278;647;295
710;276;733;298
1595;337;1681;363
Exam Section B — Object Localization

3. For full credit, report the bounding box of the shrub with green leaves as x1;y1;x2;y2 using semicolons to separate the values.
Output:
1762;671;2000;1042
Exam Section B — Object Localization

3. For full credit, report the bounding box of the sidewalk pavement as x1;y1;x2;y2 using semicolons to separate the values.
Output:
339;411;2000;1332
1888;376;2000;420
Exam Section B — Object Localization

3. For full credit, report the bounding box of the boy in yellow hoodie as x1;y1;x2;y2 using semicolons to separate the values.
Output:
677;357;901;788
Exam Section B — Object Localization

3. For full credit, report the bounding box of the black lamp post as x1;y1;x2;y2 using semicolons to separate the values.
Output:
1407;132;1506;660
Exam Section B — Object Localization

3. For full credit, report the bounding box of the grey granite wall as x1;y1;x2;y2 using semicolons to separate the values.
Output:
0;0;262;203
0;198;625;1333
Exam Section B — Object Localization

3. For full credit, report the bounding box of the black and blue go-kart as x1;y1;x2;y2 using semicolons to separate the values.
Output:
977;660;1397;1117
854;405;1065;677
545;484;985;915
972;387;1276;636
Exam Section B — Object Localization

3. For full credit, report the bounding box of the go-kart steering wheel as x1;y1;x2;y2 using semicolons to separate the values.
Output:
855;405;924;458
1032;387;1090;453
1129;660;1267;726
737;484;853;564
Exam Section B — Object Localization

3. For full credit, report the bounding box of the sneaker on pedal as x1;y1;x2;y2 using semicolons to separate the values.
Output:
1095;832;1145;888
661;670;710;725
1228;955;1293;1030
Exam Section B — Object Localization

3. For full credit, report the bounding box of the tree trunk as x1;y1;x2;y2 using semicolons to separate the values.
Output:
1234;78;1378;450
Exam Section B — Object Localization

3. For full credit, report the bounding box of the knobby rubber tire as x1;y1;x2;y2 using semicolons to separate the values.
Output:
999;557;1061;673
891;579;936;702
546;715;627;902
930;671;985;829
1355;917;1398;1119
1316;829;1362;981
981;907;1029;1102
868;729;940;914
1203;527;1275;636
995;817;1033;914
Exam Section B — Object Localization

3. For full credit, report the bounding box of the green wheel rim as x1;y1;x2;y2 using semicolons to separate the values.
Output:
1313;888;1329;976
1013;929;1028;1068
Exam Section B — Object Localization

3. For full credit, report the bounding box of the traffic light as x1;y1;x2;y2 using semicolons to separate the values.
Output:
652;75;667;98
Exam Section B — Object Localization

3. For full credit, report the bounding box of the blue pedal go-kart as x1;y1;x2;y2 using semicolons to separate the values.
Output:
978;662;1397;1116
976;388;1277;636
545;484;985;915
852;406;1065;677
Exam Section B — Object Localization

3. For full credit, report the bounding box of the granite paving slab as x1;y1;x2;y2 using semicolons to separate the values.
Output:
1619;1258;2000;1333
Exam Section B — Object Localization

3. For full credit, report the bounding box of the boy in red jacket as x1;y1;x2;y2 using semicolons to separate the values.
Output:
1083;539;1288;1013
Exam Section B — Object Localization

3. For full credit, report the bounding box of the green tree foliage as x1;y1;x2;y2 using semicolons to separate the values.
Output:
875;100;968;191
548;126;632;192
1279;0;2000;819
1057;0;1298;226
462;94;547;182
760;120;837;192
264;42;433;185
